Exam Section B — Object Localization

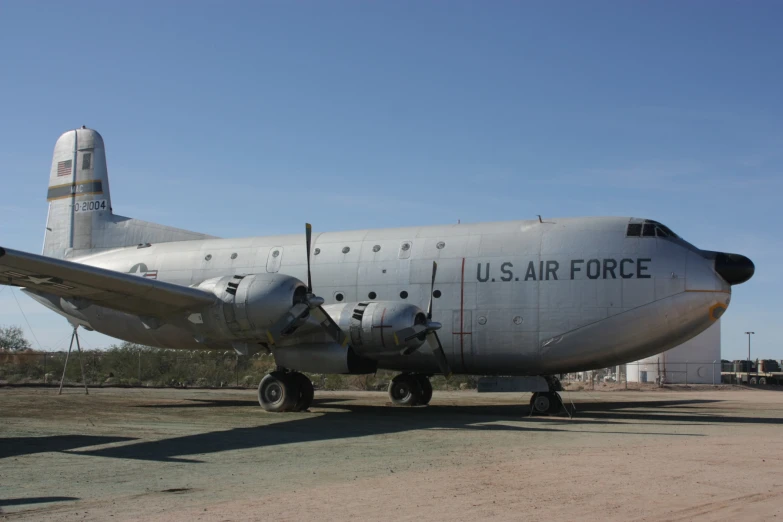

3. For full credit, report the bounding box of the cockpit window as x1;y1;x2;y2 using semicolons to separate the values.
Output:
626;220;680;239
655;223;678;238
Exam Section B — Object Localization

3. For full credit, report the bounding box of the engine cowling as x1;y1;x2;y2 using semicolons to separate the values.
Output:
322;301;429;358
195;273;306;340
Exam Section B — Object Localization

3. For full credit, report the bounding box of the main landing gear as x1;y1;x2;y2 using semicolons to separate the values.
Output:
388;374;433;406
257;370;314;412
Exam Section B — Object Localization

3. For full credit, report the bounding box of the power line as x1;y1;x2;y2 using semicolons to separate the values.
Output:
11;289;43;351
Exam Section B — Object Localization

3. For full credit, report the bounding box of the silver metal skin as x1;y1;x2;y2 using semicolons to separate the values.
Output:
0;128;754;379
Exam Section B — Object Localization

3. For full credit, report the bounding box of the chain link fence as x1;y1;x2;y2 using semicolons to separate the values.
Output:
4;347;778;391
562;360;783;389
0;349;280;388
0;347;478;391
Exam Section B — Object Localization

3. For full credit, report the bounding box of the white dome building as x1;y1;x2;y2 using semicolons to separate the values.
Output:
625;320;721;384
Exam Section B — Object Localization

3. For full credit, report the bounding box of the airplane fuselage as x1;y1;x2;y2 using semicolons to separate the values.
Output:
30;215;731;376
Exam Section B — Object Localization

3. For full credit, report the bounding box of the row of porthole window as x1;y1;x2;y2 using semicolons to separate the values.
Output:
204;241;448;261
313;241;446;256
334;289;442;302
204;253;238;261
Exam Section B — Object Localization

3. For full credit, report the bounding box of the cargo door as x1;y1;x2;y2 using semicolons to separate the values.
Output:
452;309;472;373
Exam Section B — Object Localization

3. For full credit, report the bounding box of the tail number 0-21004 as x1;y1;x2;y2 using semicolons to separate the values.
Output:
73;200;107;213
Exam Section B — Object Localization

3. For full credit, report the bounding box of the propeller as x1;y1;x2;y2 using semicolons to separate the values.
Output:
394;261;452;377
266;223;348;347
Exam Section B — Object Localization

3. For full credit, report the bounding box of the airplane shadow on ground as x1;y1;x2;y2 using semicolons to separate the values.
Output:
0;496;79;507
64;397;745;463
0;435;136;460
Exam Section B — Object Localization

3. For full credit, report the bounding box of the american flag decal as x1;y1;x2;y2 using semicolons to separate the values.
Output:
57;160;72;177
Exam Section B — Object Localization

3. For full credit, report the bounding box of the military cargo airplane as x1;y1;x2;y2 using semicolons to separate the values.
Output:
0;128;754;413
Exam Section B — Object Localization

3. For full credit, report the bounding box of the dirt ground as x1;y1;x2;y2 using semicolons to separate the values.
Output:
1;386;782;521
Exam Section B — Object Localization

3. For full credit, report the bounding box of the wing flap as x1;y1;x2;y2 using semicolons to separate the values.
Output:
0;247;216;317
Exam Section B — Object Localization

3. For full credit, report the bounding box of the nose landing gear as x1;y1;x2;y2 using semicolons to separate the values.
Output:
529;376;569;416
257;370;314;412
529;391;563;415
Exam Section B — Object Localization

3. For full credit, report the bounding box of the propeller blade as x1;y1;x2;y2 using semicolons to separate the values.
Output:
398;324;427;344
311;306;349;347
427;261;437;319
267;302;310;345
305;223;313;293
427;331;451;377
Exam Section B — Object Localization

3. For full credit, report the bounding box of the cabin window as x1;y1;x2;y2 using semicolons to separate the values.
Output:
626;224;642;237
642;223;656;237
400;291;408;299
368;291;377;299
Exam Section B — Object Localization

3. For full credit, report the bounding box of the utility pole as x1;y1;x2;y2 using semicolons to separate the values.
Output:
745;331;755;373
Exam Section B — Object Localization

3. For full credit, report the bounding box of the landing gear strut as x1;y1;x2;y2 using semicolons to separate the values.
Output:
257;370;314;412
388;374;432;406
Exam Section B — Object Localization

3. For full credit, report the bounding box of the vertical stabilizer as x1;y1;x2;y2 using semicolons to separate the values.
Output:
43;127;215;260
44;127;112;259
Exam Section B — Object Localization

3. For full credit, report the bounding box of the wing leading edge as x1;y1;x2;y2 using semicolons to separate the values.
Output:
0;247;216;318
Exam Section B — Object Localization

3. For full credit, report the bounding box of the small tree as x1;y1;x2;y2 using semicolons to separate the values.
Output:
0;325;31;352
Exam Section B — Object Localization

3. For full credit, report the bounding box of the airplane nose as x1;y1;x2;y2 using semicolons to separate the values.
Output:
714;253;755;285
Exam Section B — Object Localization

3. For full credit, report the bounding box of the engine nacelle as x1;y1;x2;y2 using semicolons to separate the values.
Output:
322;301;429;358
195;273;306;340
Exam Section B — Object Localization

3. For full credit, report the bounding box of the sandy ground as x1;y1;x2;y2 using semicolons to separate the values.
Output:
1;386;782;521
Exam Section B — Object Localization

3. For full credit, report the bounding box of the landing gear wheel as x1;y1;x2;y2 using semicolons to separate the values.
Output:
530;392;561;415
389;374;423;406
258;372;298;412
416;376;433;406
293;372;315;411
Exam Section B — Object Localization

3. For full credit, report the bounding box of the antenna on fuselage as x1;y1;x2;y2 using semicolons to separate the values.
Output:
538;215;543;223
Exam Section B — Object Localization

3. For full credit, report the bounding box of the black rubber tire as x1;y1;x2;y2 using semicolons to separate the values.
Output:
389;374;422;406
750;377;758;385
531;392;551;414
759;377;767;386
258;372;298;412
545;392;561;414
293;373;315;411
530;392;561;414
416;376;433;405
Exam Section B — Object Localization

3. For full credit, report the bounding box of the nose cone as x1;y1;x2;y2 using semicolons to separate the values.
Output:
715;253;755;285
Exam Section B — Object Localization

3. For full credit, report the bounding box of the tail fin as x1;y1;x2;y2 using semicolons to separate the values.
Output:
43;127;215;259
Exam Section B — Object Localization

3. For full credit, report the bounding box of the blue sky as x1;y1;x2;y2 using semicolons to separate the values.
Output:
0;1;780;360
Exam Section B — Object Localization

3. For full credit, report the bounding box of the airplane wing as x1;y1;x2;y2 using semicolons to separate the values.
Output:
0;246;216;317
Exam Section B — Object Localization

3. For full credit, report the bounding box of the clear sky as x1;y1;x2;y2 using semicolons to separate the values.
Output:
0;1;780;361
